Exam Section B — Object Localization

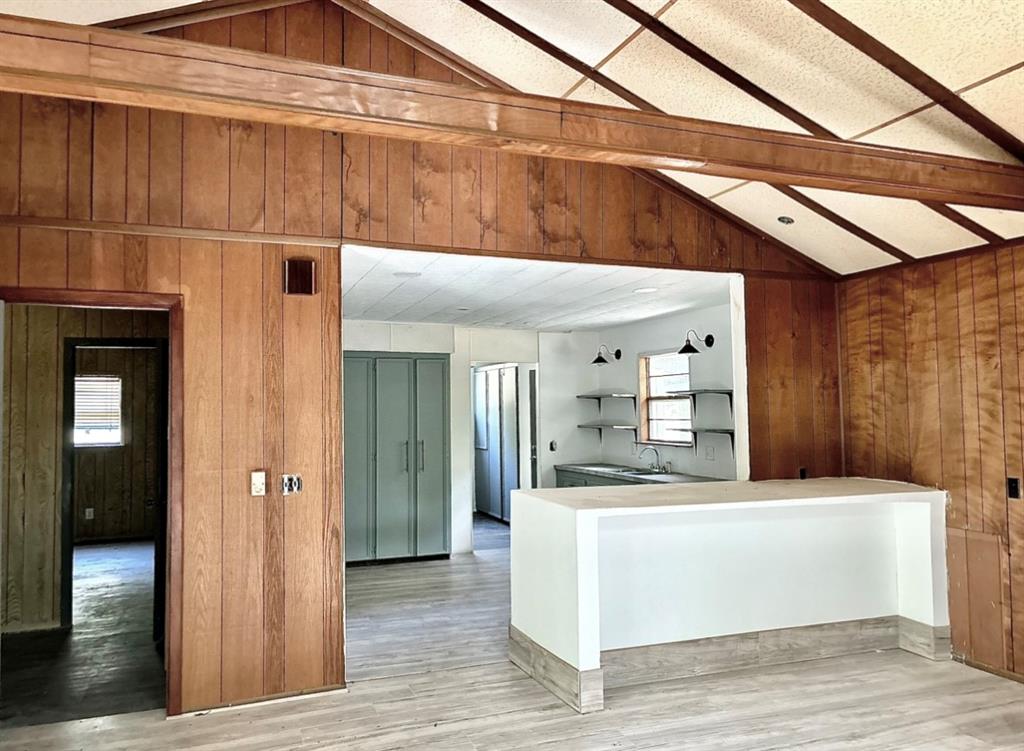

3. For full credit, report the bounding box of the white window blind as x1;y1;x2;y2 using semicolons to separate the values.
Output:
73;376;123;446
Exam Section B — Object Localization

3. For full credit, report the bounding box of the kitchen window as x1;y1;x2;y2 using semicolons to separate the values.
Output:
73;375;123;447
639;352;692;446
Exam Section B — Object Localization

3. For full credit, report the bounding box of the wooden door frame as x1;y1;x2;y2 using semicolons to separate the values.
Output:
60;336;169;630
0;287;185;716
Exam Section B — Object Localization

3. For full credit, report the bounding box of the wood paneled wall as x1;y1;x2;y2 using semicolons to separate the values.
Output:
74;326;166;543
1;239;342;711
1;306;165;631
745;278;842;481
0;0;837;712
838;244;1024;678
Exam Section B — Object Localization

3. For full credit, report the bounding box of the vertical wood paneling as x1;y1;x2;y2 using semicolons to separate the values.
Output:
262;243;286;696
744;278;771;480
496;153;527;254
180;239;223;711
840;244;1024;678
601;166;632;261
542;159;566;256
321;246;343;685
452;147;482;250
764;279;796;479
220;242;265;703
283;247;326;691
92;103;128;222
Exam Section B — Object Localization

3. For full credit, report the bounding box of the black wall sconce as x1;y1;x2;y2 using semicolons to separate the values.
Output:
678;329;714;355
592;344;622;366
284;257;318;295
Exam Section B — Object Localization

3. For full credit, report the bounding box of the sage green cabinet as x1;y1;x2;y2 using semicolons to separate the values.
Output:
344;353;450;563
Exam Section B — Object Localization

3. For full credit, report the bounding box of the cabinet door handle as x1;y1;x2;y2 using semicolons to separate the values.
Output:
418;440;425;472
402;441;409;472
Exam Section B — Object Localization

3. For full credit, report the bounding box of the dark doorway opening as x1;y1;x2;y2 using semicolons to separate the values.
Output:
0;309;170;727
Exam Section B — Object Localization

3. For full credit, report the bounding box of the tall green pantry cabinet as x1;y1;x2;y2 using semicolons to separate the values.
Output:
344;352;450;563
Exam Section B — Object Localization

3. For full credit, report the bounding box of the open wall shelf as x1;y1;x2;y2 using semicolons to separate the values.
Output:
577;422;639;442
576;390;638;412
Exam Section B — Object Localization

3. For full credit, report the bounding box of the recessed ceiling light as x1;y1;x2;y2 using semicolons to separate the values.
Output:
633;287;658;294
777;215;795;225
392;271;421;278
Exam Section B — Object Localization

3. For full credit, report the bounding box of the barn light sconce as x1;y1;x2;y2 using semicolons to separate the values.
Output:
678;329;715;355
591;345;622;366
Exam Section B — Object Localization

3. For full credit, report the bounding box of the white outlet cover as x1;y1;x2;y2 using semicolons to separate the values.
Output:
250;470;267;497
84;507;94;520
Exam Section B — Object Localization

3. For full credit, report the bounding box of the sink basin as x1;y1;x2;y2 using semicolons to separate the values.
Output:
622;468;659;475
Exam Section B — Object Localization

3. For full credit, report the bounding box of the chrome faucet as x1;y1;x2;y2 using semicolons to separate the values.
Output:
638;446;663;472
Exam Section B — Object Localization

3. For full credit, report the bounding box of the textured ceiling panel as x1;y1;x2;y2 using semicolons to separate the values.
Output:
961;66;1024;144
369;0;580;95
342;244;733;330
714;183;896;274
658;169;745;198
485;0;640;67
821;0;1024;91
0;0;204;24
950;205;1024;241
856;105;1019;165
795;186;982;258
657;0;928;138
598;30;808;132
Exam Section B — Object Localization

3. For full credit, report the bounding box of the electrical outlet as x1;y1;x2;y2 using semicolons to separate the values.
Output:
705;445;715;461
251;470;267;497
84;507;94;520
799;467;808;480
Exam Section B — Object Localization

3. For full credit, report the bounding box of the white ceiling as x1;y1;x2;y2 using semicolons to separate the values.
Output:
342;244;734;331
0;0;204;24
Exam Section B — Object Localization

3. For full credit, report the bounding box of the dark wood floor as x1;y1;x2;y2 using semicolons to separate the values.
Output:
0;542;164;727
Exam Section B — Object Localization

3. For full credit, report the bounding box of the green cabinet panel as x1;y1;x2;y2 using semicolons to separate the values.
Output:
343;357;374;562
375;358;415;559
344;352;450;563
416;359;448;555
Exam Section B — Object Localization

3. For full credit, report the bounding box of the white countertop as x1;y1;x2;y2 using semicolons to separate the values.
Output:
517;477;944;512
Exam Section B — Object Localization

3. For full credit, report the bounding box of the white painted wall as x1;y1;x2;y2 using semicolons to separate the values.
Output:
594;301;739;479
536;331;601;488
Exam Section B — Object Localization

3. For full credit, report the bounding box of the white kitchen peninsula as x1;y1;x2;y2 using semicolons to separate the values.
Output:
509;478;949;713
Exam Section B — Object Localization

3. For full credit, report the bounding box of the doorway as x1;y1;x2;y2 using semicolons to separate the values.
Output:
0;303;174;726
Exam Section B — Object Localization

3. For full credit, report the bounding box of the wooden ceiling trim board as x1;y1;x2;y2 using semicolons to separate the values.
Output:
458;0;902;267
456;0;658;112
100;0;307;33
920;201;1002;245
787;0;1024;163
349;0;831;276
774;186;914;262
329;0;508;90
0;16;1020;209
602;0;1004;259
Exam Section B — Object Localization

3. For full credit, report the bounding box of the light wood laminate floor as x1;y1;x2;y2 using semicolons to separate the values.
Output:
5;519;1023;750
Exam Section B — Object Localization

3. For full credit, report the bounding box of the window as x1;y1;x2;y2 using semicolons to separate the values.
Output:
639;352;692;445
73;376;123;447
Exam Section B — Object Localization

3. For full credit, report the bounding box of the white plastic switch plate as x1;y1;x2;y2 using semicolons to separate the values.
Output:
251;470;267;497
84;507;95;520
705;445;715;461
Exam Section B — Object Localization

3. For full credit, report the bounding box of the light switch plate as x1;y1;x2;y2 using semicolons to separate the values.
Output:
84;507;95;520
251;470;267;497
705;445;715;461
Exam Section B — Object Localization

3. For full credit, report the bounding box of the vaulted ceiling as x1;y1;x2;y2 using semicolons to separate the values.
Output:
359;0;1024;275
2;0;1022;275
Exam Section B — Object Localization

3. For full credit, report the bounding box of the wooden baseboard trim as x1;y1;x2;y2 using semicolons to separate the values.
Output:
508;625;604;714
958;657;1024;684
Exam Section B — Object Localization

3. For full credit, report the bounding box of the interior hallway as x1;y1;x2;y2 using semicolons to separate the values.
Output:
0;542;164;727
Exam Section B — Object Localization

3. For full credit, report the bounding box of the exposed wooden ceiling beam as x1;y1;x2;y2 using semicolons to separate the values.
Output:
0;15;1020;210
457;0;657;111
604;0;830;137
99;0;305;34
787;0;1024;163
603;0;1005;253
464;0;908;265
